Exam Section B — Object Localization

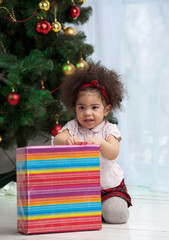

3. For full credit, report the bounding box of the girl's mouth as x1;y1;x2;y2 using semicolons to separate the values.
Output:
84;119;94;123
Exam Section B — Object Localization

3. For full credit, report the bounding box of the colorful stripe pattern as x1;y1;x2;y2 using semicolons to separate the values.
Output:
16;145;102;234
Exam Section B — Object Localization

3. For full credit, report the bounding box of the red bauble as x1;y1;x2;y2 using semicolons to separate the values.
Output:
7;92;20;106
35;20;51;35
50;124;62;136
68;6;80;19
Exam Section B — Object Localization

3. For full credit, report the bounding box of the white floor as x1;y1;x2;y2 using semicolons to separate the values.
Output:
0;186;169;240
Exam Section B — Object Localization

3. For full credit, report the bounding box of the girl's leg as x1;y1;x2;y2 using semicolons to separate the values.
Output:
102;196;129;224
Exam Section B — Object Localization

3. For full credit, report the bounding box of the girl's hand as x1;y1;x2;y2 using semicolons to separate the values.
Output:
85;135;119;160
65;136;81;145
84;137;103;146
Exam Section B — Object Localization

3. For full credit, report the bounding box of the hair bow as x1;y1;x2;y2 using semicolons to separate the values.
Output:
80;80;110;104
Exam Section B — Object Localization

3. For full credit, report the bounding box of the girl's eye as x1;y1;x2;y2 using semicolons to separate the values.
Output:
79;106;84;110
92;106;98;110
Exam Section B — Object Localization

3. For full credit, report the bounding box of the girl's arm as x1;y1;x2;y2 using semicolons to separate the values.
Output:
53;129;70;145
85;135;119;160
53;129;81;145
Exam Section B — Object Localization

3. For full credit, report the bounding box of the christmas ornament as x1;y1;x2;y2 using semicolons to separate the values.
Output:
75;57;88;69
7;91;20;106
0;135;2;143
38;0;50;11
35;20;51;35
51;21;61;32
51;5;62;33
0;0;3;4
68;6;80;20
78;0;86;4
50;114;62;136
62;60;75;75
64;27;76;36
50;123;62;136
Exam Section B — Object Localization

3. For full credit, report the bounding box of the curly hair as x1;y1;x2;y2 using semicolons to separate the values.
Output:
61;64;125;113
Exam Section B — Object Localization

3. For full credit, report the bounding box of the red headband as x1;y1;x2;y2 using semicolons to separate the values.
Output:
80;80;110;104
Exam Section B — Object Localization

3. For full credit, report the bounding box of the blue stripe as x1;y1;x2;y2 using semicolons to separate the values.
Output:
17;202;101;216
17;158;100;170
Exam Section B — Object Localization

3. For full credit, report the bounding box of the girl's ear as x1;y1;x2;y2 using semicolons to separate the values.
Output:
104;104;111;116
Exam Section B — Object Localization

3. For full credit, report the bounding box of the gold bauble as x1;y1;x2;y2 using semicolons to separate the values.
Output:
75;58;88;69
52;21;62;33
78;0;86;4
38;0;50;11
62;61;75;75
0;135;2;143
0;0;3;4
64;27;76;36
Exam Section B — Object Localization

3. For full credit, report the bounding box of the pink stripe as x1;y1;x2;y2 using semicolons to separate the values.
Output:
19;188;101;199
17;145;99;155
18;216;102;234
27;183;100;191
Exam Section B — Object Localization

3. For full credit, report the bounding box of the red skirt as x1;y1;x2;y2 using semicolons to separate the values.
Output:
101;179;132;207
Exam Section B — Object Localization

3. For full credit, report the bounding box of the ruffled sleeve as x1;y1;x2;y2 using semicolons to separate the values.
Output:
104;121;122;141
59;119;78;136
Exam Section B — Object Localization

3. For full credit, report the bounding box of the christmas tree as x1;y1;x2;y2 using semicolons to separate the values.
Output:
0;0;93;150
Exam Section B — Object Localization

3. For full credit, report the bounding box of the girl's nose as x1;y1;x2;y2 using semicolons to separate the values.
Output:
84;109;92;115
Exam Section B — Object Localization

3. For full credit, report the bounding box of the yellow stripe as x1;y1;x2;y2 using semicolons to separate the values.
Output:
18;198;101;207
18;211;101;220
18;195;101;207
17;167;100;175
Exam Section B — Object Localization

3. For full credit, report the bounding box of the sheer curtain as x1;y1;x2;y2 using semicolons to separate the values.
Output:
82;0;169;192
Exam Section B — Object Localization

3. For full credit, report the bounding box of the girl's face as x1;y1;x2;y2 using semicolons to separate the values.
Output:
75;91;111;129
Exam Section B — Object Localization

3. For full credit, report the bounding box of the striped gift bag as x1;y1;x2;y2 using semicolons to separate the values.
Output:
16;145;102;234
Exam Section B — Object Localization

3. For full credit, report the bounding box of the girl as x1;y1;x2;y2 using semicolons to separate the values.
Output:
53;64;132;224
